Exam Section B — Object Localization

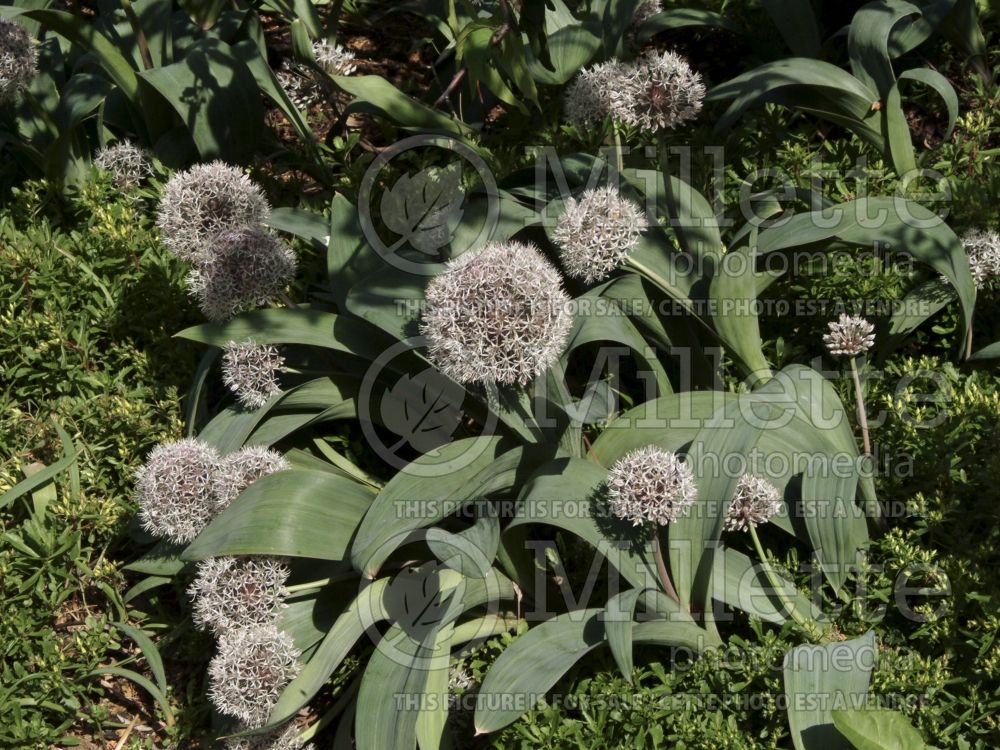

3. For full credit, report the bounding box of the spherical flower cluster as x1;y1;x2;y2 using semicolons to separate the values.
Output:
0;19;36;102
552;186;646;283
627;50;706;132
135;439;221;544
961;229;1000;289
94;140;153;189
724;474;782;532
312;39;356;76
208;624;301;727
186;227;297;322
564;50;704;134
222;339;285;410
135;441;288;543
213;445;290;510
606;446;697;527
823;315;875;357
225;724;314;750
189;556;290;634
420;241;573;387
564;60;636;131
157;162;271;262
276;63;324;112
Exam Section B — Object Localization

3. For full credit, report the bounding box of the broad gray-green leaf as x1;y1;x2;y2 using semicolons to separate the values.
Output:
267;579;391;726
783;631;878;750
182;470;374;560
380;164;465;256
351;437;520;577
138;37;265;163
474;610;605;734
831;707;934;750
507;458;658;590
379;369;464;455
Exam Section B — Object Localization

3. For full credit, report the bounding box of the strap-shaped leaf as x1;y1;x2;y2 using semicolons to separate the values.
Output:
474;609;605;734
350;438;521;577
182;470;375;560
784;631;878;750
507;457;658;590
761;0;821;57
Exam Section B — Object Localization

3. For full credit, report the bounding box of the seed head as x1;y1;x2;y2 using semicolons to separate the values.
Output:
186;227;297;322
420;241;573;387
224;724;314;750
312;39;356;76
135;439;221;544
823;315;875;357
606;446;697;527
0;19;36;102
625;50;705;133
222;339;285;410
961;229;1000;289
724;474;782;532
209;624;301;728
157;162;270;262
94;140;153;189
213;445;290;512
552;186;646;283
188;556;290;634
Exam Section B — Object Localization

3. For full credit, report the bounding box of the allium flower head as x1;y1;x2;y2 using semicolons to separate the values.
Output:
564;60;635;131
276;62;324;112
135;439;221;544
224;724;314;750
312;39;356;76
961;229;1000;288
209;624;301;727
186;227;297;322
0;19;36;102
420;241;573;387
552;186;646;283
188;556;290;634
724;474;782;532
94;140;153;189
823;315;875;357
213;445;290;511
222;339;285;410
625;50;705;133
606;446;697;527
157;162;270;261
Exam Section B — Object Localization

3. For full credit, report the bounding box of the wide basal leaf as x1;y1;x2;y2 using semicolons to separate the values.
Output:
755;198;975;347
708;59;878;133
137;37;265;163
333;74;473;138
507;457;658;590
350;437;520;577
473;609;605;734
267;578;392;726
182;470;375;560
784;631;878;750
831;707;934;750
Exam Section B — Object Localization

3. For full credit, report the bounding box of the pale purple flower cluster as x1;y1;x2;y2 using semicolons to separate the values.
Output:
421;241;573;386
823;315;875;357
724;474;782;532
564;49;704;134
607;446;697;527
552;186;646;283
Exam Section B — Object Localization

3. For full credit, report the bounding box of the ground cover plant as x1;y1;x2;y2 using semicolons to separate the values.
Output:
2;0;1000;748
